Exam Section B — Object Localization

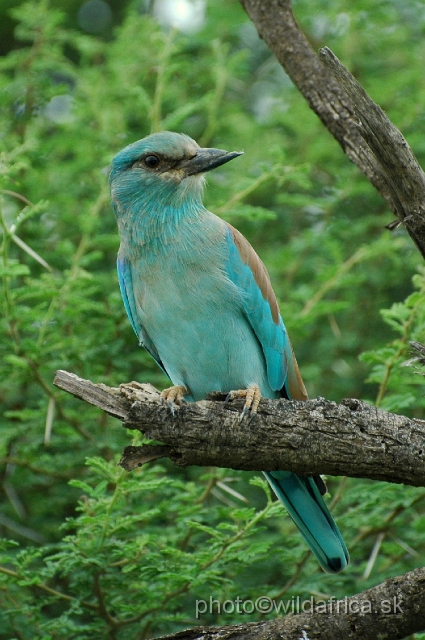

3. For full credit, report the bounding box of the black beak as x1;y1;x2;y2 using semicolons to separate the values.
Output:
178;148;243;176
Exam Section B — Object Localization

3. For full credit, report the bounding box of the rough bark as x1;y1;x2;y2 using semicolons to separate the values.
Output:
155;567;425;640
239;0;425;260
53;370;425;488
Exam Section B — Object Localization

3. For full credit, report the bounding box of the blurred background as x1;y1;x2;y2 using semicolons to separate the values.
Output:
1;0;425;638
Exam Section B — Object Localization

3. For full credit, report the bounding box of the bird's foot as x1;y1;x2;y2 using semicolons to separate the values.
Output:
225;384;261;421
161;385;188;415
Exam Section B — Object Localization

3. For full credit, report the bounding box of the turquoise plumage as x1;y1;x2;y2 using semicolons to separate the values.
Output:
110;131;349;573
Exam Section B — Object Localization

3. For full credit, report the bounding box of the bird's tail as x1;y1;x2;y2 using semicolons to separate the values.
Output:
264;471;349;573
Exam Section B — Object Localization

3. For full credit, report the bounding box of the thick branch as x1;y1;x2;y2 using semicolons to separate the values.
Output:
155;566;425;640
319;47;425;259
239;0;425;259
53;371;425;487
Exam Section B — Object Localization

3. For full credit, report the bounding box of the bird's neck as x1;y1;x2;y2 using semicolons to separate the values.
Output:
113;180;206;254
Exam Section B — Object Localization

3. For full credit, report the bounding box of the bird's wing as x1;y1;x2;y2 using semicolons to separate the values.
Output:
117;256;169;377
224;223;307;400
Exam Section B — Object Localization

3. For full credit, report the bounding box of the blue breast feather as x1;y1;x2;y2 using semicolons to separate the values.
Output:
117;256;168;377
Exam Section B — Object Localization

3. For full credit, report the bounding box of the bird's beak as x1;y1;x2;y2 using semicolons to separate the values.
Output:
178;148;243;176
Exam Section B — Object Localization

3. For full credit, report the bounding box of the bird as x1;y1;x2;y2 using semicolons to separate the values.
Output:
109;131;349;574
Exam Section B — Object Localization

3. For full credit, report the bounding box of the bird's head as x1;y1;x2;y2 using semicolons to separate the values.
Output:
109;131;243;216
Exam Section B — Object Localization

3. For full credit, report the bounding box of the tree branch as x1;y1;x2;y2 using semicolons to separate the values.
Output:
154;566;425;640
239;0;425;260
53;370;425;488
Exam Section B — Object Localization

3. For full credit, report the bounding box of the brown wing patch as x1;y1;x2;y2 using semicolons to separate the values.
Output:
227;222;308;401
227;223;280;325
285;345;308;401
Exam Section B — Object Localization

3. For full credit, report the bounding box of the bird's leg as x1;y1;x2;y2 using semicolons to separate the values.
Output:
225;384;262;421
161;385;188;415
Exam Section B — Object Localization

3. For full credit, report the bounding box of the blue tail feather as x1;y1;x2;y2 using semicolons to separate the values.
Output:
264;471;349;574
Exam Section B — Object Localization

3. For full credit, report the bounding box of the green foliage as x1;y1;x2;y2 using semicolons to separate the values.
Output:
0;459;283;638
360;271;425;413
1;0;425;638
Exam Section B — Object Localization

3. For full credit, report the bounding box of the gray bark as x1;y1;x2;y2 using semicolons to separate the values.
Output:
155;567;425;640
53;370;425;488
239;0;425;259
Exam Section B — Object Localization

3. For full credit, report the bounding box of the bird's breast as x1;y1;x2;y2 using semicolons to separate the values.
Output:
130;216;272;400
133;217;238;328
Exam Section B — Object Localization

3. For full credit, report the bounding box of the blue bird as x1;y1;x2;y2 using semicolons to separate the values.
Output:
109;131;349;574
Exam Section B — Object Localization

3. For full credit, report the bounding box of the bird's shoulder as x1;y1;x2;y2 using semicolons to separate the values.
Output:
223;221;280;324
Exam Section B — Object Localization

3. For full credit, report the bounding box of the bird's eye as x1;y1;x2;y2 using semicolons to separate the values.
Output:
143;155;160;168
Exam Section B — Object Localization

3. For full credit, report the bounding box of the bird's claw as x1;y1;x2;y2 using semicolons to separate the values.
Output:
225;384;261;421
224;390;238;405
160;385;188;415
240;404;254;423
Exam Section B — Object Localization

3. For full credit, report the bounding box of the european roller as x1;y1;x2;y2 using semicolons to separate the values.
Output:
109;131;349;574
